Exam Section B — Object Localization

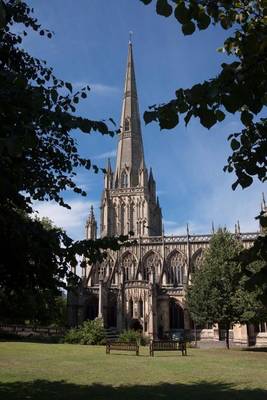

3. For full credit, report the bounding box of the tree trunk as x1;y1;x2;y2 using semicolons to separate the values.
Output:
226;324;230;349
194;322;197;348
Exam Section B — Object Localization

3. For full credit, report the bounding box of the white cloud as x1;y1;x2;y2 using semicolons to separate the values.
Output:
164;221;210;236
93;149;117;160
196;181;262;233
73;81;119;95
33;199;99;240
163;220;177;227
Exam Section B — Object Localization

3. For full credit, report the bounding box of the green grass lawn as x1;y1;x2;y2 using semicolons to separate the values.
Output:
0;342;267;400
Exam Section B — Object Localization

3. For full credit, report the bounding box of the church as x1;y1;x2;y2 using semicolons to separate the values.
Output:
68;41;267;346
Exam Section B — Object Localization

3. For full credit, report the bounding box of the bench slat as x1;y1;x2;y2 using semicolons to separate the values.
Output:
149;340;187;356
106;341;139;356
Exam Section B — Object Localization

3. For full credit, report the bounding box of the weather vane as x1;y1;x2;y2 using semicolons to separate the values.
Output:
129;30;133;43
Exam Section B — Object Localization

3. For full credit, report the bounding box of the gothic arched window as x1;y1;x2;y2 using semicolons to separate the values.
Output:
121;170;128;188
168;251;185;286
129;203;134;233
120;203;125;235
94;256;115;284
122;252;135;281
143;252;161;281
191;249;203;273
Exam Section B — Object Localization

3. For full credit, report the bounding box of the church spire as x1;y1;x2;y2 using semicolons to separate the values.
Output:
85;205;97;240
115;40;145;188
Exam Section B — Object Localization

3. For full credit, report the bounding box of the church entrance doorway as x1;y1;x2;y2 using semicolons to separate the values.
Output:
107;293;117;328
129;318;143;332
169;299;184;330
86;295;98;321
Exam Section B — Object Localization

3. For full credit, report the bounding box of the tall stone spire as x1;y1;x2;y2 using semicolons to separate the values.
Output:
85;205;97;240
115;40;145;188
100;40;162;238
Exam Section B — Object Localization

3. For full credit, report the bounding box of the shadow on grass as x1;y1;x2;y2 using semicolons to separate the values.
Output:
0;380;266;400
0;334;62;344
243;347;267;353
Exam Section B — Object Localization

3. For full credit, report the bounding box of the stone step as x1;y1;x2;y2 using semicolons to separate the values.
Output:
104;327;119;341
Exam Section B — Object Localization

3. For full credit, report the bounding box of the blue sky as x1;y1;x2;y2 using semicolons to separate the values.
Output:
24;0;265;239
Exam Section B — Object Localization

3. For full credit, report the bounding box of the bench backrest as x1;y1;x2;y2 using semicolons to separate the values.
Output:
149;340;187;356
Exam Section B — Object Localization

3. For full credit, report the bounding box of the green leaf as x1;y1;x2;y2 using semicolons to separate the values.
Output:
144;111;158;124
184;110;193;126
182;21;195;35
197;13;211;30
0;2;6;29
65;82;73;93
239;173;253;189
51;89;58;103
174;2;191;24
232;181;239;191
216;110;225;122
241;110;253;126
178;101;188;113
156;0;172;17
231;138;240;151
220;16;231;30
159;107;179;130
109;118;116;126
222;95;238;114
199;109;217;129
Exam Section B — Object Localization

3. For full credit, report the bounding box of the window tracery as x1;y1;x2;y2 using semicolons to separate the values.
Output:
121;252;136;281
121;170;128;188
191;249;203;273
168;251;185;286
143;252;161;281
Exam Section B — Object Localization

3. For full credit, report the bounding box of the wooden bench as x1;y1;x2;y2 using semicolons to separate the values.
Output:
149;340;187;356
106;341;139;356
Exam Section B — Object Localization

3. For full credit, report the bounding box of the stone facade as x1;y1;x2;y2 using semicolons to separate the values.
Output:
68;42;267;347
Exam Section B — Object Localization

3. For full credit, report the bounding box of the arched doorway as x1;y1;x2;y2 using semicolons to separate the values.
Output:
86;295;98;321
169;299;184;330
130;318;143;332
107;293;117;328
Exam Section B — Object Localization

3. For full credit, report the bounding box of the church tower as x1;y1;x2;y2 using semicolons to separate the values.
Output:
100;41;162;237
85;205;97;240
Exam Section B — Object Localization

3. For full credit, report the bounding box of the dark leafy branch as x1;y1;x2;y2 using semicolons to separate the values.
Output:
140;0;267;190
0;0;129;322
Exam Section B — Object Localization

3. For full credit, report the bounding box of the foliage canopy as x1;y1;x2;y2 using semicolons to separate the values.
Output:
140;0;267;190
0;0;131;322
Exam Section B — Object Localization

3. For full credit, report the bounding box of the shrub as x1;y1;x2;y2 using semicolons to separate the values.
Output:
118;329;148;345
64;318;105;345
64;327;83;344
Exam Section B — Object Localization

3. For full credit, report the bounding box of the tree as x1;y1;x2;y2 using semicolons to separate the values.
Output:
0;1;131;322
234;260;267;324
238;209;267;307
186;229;257;349
140;0;267;190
